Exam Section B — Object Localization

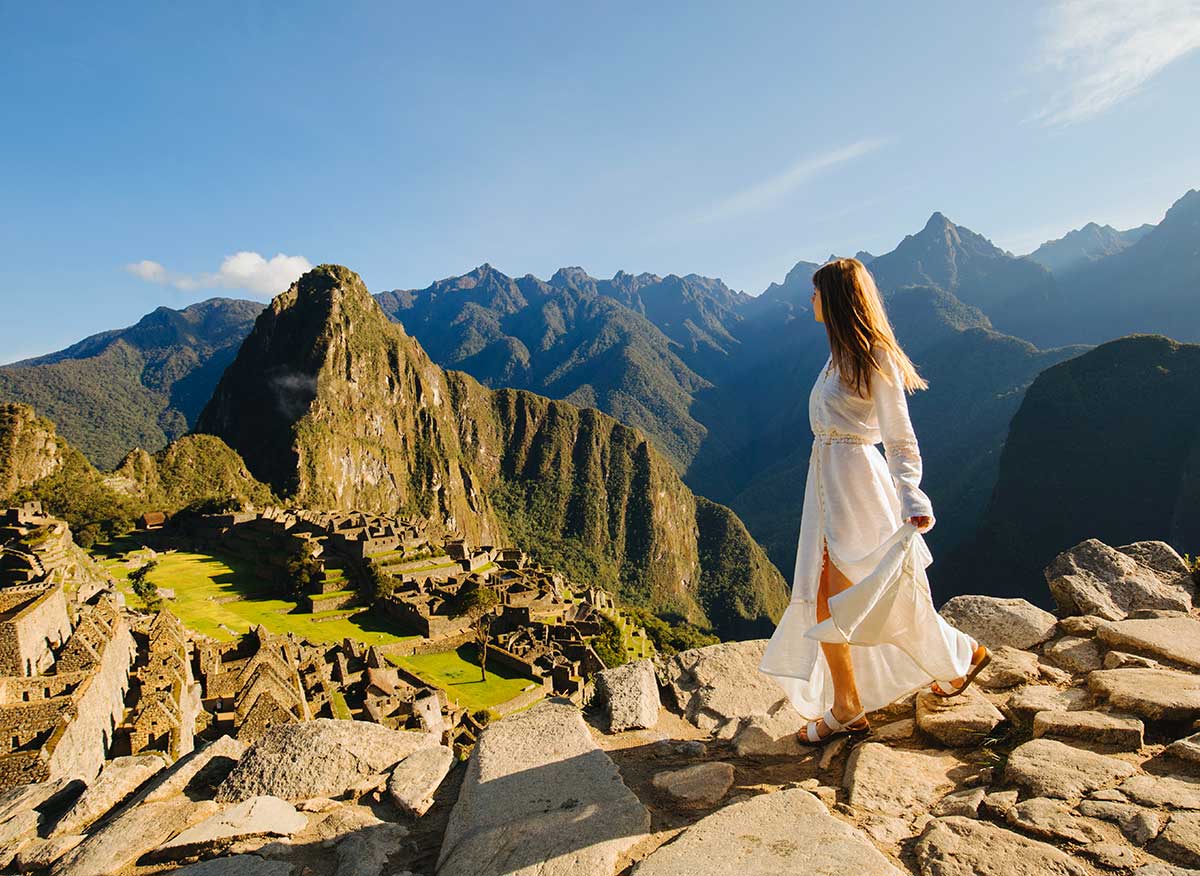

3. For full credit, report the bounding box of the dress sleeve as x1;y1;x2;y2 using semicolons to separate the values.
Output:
870;345;936;529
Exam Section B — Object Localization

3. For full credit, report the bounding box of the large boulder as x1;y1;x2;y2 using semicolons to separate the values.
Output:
151;796;306;861
52;754;168;836
144;735;247;803
632;788;904;876
938;596;1058;650
215;719;436;803
1044;539;1194;620
595;659;660;732
661;639;792;733
50;799;219;876
437;700;649;876
386;744;455;817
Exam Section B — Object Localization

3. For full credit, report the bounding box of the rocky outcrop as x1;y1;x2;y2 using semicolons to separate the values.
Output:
215;719;436;803
596;658;660;731
661;638;790;733
0;403;64;500
938;595;1058;650
1045;539;1195;619
437;700;649;876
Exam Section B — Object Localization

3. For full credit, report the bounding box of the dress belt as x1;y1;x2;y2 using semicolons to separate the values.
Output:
812;428;875;445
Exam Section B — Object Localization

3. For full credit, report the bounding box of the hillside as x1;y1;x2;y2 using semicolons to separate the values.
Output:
945;334;1200;603
0;402;65;500
197;264;788;638
0;297;262;469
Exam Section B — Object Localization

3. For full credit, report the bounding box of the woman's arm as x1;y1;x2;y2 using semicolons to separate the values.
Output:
870;345;936;531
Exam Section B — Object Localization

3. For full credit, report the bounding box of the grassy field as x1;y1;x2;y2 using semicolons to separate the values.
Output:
94;537;419;647
392;645;540;713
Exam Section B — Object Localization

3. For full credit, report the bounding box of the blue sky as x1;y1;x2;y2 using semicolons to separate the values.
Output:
2;1;1198;362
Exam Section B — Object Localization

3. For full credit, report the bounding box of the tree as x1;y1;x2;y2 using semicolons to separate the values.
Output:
129;559;162;612
363;558;396;603
284;539;322;600
452;585;500;682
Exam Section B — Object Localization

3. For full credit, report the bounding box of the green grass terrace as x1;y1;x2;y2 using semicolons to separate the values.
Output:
92;536;419;647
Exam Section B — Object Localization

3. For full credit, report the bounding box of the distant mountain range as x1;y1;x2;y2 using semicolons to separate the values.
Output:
3;186;1197;606
1024;222;1153;274
0;299;261;469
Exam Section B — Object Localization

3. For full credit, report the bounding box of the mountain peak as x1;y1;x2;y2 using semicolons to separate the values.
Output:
924;211;953;232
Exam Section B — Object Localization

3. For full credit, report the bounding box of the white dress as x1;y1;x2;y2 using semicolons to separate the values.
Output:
758;343;976;719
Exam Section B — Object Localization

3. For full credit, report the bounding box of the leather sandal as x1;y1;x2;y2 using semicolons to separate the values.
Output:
930;645;992;697
801;706;870;744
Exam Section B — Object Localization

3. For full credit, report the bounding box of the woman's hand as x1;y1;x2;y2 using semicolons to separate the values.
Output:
907;515;933;532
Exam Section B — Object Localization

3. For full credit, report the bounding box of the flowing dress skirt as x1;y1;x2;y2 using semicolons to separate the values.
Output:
758;437;976;719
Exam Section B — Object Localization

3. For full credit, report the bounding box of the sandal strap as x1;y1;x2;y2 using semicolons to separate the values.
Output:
804;720;820;743
822;708;844;732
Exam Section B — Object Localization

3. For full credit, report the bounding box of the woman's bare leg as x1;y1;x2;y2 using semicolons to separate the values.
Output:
812;538;865;737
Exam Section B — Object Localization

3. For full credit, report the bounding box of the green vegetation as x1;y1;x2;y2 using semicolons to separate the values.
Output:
13;445;142;547
129;559;162;612
622;606;720;655
391;645;537;712
283;539;321;601
363;558;396;602
451;585;500;682
0;298;262;470
589;614;627;669
95;538;418;646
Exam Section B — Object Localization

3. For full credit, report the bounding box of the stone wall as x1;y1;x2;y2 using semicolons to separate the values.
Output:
42;611;134;783
0;583;70;676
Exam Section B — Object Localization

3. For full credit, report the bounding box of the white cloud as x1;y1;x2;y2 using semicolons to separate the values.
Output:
1031;0;1200;126
690;138;891;225
124;251;312;299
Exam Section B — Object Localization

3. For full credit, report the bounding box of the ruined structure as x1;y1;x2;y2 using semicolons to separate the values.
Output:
125;610;203;760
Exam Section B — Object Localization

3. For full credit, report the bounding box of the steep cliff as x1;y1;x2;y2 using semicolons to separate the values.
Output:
197;265;788;636
0;403;65;501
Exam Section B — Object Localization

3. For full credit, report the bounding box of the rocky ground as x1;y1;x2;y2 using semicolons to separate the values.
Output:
1;536;1198;875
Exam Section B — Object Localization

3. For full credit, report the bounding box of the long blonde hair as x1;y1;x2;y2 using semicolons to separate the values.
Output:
812;257;928;399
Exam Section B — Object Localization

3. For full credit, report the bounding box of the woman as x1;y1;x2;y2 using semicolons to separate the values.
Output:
758;257;991;744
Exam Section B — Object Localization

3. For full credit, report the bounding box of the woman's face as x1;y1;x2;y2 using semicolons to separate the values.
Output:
811;286;824;323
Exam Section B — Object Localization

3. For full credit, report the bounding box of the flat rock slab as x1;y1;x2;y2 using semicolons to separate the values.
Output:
1078;799;1165;845
662;639;792;733
650;762;734;810
387;744;455;817
170;855;295;875
1045;539;1193;620
1155;811;1200;869
54;753;168;836
1169;732;1200;764
1006;797;1111;844
14;835;85;872
938;596;1058;650
844;743;967;818
1119;774;1200;809
596;659;660;732
1005;685;1091;722
334;822;408;876
154;796;306;860
216;719;436;803
1043;636;1105;673
978;646;1042;690
1033;710;1144;750
1098;617;1200;669
731;709;806;757
914;815;1091;876
50;798;219;876
1088;668;1200;720
915;688;1004;747
437;700;649;876
1005;738;1136;799
632;787;904;876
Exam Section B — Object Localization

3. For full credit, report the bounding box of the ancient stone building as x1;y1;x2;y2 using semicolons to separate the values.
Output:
197;625;313;742
127;611;202;761
0;583;70;677
0;595;134;790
